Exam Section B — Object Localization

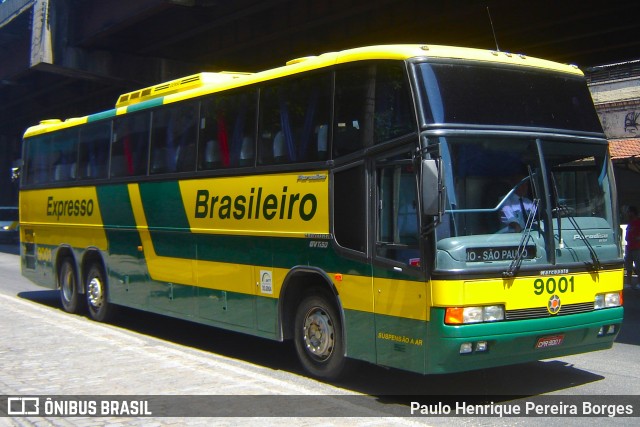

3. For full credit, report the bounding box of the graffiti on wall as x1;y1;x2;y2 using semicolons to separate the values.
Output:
625;111;639;134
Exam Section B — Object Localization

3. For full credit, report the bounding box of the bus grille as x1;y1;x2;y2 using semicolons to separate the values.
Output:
505;302;594;320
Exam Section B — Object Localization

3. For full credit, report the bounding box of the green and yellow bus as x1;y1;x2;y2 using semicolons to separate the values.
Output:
19;44;623;379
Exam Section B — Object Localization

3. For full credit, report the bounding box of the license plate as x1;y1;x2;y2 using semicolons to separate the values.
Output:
535;334;565;349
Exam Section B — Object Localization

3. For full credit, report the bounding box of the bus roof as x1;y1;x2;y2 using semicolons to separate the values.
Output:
24;44;584;138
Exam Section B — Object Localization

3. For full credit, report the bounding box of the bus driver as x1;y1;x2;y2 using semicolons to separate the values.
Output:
500;176;534;233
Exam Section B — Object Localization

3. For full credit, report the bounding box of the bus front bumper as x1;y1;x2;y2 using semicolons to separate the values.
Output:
425;306;623;374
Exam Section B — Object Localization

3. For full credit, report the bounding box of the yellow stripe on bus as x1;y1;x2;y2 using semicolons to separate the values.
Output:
430;269;623;310
128;183;272;297
19;187;108;248
127;183;197;286
179;172;330;238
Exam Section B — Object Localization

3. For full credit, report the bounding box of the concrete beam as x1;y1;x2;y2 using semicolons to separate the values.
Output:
28;0;196;88
29;0;52;68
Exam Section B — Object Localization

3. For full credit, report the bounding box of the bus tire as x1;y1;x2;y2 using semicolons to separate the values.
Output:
85;263;114;322
59;258;79;313
293;291;346;380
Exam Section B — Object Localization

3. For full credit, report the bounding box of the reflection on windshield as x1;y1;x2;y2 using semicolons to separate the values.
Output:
434;136;619;272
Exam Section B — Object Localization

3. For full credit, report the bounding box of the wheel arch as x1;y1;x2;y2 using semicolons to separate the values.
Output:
54;245;78;292
80;247;107;288
278;266;345;344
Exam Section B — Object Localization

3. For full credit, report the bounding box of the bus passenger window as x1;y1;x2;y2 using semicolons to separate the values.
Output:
78;122;110;180
258;72;331;165
111;113;150;178
334;62;415;158
151;103;198;174
24;136;49;185
25;130;79;184
199;90;256;169
51;129;78;182
199;96;228;170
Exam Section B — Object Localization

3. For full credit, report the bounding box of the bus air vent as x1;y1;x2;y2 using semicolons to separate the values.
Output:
286;56;317;66
115;72;253;108
39;119;62;125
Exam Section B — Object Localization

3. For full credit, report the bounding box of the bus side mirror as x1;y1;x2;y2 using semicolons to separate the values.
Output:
421;158;443;217
11;159;23;183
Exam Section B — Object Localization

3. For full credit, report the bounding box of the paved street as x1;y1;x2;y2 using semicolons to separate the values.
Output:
0;246;639;426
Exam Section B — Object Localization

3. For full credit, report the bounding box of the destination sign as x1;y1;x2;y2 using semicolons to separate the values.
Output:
466;246;537;262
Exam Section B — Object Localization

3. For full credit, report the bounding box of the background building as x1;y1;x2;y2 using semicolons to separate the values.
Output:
587;61;640;213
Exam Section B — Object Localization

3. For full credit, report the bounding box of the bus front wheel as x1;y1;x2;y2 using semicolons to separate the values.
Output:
293;291;346;380
85;263;114;322
59;258;79;313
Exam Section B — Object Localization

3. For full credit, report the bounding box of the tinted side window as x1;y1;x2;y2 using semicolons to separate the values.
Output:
150;103;199;174
25;129;79;185
333;62;415;158
24;135;49;185
78;122;110;180
258;72;331;165
198;89;256;170
333;164;367;253
111;113;150;177
51;129;79;182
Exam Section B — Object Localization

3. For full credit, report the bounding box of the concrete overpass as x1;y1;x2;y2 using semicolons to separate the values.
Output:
2;0;640;204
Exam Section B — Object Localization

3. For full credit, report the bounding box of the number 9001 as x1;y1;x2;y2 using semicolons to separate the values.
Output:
533;277;575;295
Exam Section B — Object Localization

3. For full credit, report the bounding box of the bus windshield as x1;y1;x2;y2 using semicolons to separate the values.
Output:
415;62;603;133
433;136;619;272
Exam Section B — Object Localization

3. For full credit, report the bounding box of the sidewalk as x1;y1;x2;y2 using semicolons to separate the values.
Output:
0;251;417;426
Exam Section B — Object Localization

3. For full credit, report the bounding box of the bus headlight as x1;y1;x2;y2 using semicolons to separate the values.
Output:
445;305;505;324
594;292;621;309
483;305;505;322
461;307;483;323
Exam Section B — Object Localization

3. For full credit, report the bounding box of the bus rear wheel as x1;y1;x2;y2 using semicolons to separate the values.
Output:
85;263;114;322
59;258;79;313
293;291;346;380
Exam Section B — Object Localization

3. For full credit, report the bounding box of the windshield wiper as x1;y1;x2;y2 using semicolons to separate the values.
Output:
550;175;565;250
557;204;601;270
503;198;540;278
549;174;600;270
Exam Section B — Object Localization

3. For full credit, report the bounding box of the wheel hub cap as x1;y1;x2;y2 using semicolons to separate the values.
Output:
302;308;334;361
88;277;103;307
